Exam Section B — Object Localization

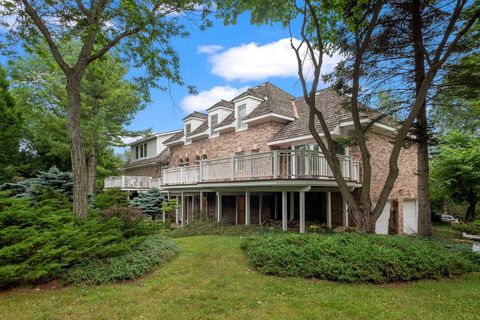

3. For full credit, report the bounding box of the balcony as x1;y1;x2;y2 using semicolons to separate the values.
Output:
161;150;360;186
104;176;161;190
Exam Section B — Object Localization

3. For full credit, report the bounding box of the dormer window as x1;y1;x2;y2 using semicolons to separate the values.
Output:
210;114;218;136
237;104;246;130
135;143;148;160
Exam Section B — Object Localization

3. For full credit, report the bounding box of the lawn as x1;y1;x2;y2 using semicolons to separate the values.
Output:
0;236;479;320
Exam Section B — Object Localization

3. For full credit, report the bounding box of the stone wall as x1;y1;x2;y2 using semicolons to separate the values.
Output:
169;121;285;165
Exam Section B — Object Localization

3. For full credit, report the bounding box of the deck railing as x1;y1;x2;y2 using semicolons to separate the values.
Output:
104;176;159;190
161;150;360;186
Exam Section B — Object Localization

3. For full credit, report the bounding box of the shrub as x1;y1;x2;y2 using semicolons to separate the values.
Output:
168;219;281;238
94;188;129;209
241;233;478;283
63;235;178;285
99;206;158;237
452;220;480;235
0;192;158;288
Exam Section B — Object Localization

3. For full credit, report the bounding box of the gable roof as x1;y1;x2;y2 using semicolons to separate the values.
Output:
207;99;234;112
183;111;208;121
244;82;296;120
164;130;184;144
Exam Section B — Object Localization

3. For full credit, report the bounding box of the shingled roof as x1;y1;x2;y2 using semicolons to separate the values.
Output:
244;82;296;120
164;130;184;144
125;147;170;168
207;99;234;112
183;111;208;121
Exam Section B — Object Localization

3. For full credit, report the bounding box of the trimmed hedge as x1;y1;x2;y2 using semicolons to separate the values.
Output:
241;233;478;283
63;235;178;284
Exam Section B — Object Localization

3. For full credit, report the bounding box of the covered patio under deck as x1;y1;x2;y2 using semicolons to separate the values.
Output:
163;182;352;233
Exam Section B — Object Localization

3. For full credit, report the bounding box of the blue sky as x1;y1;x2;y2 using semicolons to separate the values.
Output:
129;12;340;136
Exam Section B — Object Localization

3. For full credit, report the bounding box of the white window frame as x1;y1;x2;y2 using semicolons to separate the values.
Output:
209;113;219;137
236;104;247;131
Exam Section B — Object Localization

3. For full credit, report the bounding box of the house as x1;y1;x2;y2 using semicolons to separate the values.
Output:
105;82;418;234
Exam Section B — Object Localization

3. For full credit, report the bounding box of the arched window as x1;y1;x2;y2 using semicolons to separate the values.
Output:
194;155;201;165
178;159;184;167
184;157;190;166
201;154;208;160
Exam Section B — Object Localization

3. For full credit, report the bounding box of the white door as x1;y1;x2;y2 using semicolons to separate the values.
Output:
403;199;418;234
375;200;391;235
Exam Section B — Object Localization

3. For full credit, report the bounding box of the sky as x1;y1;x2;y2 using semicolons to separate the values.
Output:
126;12;341;137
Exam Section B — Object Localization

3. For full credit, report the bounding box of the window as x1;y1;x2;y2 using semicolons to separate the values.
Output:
210;114;218;136
235;151;245;172
201;154;208;160
135;143;148;160
237;104;247;130
334;141;345;155
194;155;201;165
178;159;184;167
185;123;191;135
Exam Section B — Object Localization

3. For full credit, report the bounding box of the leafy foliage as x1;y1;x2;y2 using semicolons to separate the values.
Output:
452;220;480;236
63;234;178;285
241;233;478;283
94;188;129;210
430;131;480;222
130;188;163;220
0;191;157;288
0;167;73;199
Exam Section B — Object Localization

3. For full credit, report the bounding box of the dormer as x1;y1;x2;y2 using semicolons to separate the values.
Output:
183;112;207;144
232;92;264;132
207;100;234;138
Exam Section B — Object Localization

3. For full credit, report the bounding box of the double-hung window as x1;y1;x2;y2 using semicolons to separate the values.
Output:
237;104;247;130
135;143;148;160
210;114;218;136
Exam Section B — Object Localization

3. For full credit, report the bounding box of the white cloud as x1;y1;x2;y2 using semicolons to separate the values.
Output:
200;38;342;82
181;85;248;113
197;44;224;54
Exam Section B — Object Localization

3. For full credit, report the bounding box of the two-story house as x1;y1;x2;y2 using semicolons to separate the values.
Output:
106;82;418;234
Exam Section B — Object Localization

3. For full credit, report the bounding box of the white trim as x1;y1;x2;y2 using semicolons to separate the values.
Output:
215;123;235;132
232;94;264;103
267;135;318;146
207;105;233;113
189;130;209;140
243;112;295;125
164;139;184;147
339;118;398;133
127;129;182;146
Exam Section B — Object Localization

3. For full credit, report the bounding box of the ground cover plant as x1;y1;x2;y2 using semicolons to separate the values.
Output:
168;219;282;238
0;190;175;288
241;232;479;283
93;188;129;210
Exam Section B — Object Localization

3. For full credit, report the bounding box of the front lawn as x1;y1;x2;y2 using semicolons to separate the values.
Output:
1;235;479;320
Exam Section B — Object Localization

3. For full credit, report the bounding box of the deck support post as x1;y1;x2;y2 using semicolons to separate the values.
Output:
199;191;203;214
245;191;251;225
235;195;239;225
299;191;305;233
175;195;180;225
181;193;185;227
259;194;263;225
282;191;288;231
289;192;294;221
342;199;348;227
216;192;222;223
327;191;332;228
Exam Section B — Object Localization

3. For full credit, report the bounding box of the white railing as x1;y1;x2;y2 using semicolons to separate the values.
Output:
104;176;158;190
161;150;361;185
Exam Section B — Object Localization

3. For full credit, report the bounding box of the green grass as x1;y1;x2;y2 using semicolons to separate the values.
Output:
1;236;480;320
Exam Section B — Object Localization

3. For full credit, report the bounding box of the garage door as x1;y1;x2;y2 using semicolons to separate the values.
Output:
403;199;418;234
375;200;391;235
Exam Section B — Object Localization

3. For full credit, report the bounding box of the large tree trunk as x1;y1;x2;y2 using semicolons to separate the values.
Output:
411;0;432;235
66;77;88;217
465;196;477;223
86;150;97;194
351;205;376;233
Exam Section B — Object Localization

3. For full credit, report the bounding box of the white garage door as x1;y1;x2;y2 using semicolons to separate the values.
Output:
375;200;391;235
403;199;418;234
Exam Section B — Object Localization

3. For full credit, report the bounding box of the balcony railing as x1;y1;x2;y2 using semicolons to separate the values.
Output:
104;176;160;190
161;150;360;186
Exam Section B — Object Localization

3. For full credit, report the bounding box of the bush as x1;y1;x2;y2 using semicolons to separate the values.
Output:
241;233;478;283
94;188;129;209
130;188;163;220
452;220;480;235
99;206;158;237
63;235;178;285
168;219;281;238
0;191;158;288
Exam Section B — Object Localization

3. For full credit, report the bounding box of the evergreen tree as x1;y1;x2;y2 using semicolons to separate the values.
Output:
130;188;163;220
0;66;22;183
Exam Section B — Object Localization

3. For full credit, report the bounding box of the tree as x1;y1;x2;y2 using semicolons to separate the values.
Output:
9;43;146;193
218;0;480;232
0;65;22;183
130;188;164;220
431;131;480;222
1;0;210;216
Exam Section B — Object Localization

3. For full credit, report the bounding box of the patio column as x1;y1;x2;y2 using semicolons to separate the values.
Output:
289;192;294;221
299;191;305;233
282;191;288;231
235;195;239;225
175;195;180;225
162;192;166;223
181;192;185;227
216;192;222;222
245;191;251;225
259;194;263;225
343;199;349;227
199;191;203;213
192;195;195;221
327;191;332;228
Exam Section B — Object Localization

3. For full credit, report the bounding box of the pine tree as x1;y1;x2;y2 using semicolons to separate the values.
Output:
130;188;163;220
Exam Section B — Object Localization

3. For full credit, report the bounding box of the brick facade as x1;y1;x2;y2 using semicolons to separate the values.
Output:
169;121;284;166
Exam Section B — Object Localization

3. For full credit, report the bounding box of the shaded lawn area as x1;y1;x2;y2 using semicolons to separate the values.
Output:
0;236;479;320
